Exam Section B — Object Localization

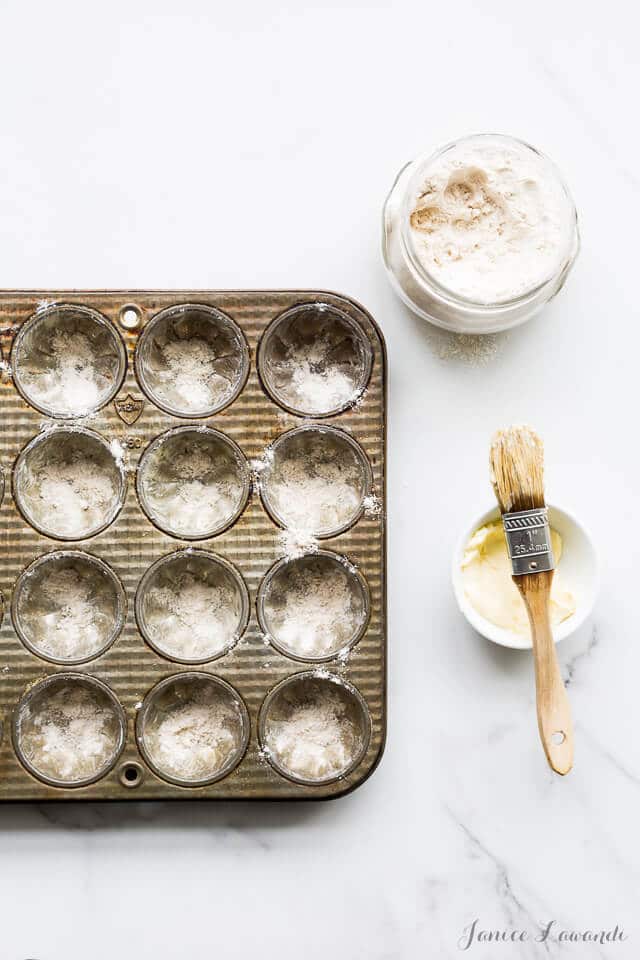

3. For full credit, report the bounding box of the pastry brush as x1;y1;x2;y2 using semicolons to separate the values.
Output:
489;425;573;775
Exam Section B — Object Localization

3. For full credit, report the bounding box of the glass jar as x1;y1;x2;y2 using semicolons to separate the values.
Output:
382;134;580;334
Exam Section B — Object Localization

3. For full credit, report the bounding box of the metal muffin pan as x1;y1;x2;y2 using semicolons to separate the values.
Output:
0;291;386;800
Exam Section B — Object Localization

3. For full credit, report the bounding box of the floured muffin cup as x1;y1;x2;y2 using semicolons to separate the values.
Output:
13;674;126;787
136;426;250;539
258;302;373;417
135;303;249;417
259;425;371;538
258;671;371;785
136;549;249;663
136;673;249;786
14;427;127;541
12;551;126;664
257;551;369;661
12;304;127;418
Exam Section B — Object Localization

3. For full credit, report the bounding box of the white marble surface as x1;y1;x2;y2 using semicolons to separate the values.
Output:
0;1;638;957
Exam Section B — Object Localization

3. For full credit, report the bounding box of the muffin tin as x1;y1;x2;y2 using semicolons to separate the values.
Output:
0;291;386;800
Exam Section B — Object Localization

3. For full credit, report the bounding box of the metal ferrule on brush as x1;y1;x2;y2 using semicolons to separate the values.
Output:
502;507;555;576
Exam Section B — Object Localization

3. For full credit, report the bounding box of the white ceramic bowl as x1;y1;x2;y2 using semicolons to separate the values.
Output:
452;503;599;649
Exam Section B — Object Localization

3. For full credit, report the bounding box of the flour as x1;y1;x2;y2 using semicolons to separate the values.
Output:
277;526;319;560
264;557;366;658
409;138;575;304
18;438;121;539
159;337;233;413
143;571;241;661
141;432;245;537
143;686;243;782
18;682;121;782
17;561;119;661
264;433;365;535
265;682;363;781
269;335;360;414
16;320;122;417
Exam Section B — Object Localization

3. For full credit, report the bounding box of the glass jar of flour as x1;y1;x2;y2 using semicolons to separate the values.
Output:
382;134;579;334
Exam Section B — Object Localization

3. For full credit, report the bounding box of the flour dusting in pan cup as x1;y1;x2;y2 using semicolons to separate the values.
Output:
13;427;127;541
452;503;599;649
257;551;370;662
136;426;250;540
259;425;372;538
258;302;373;417
12;551;126;665
136;673;249;786
259;672;371;785
13;674;126;788
135;303;249;418
136;550;249;664
12;304;127;419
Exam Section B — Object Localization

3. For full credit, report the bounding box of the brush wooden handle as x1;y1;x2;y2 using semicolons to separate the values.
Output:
515;571;573;775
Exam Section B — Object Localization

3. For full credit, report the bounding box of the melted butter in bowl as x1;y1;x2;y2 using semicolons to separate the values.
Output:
452;504;598;649
461;521;576;637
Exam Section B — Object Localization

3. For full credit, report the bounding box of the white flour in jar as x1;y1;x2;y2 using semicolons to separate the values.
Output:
409;138;575;303
265;684;362;781
144;572;240;661
18;683;120;782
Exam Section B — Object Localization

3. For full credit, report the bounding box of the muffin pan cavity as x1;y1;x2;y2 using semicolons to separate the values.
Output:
12;551;126;664
136;549;249;663
258;550;369;662
13;426;126;541
258;302;373;417
136;426;250;540
135;303;249;417
136;673;249;786
12;304;127;419
258;672;371;785
13;674;126;788
259;424;372;537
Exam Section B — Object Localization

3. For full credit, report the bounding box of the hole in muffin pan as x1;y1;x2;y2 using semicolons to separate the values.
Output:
119;304;142;331
13;427;127;541
136;673;250;787
136;426;251;540
135;549;249;664
11;304;127;419
257;302;373;418
135;303;249;418
13;674;126;788
257;550;370;662
259;424;372;538
119;761;144;787
258;671;371;786
12;551;126;665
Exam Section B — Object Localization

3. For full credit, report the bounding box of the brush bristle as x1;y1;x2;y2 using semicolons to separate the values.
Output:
489;425;546;514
